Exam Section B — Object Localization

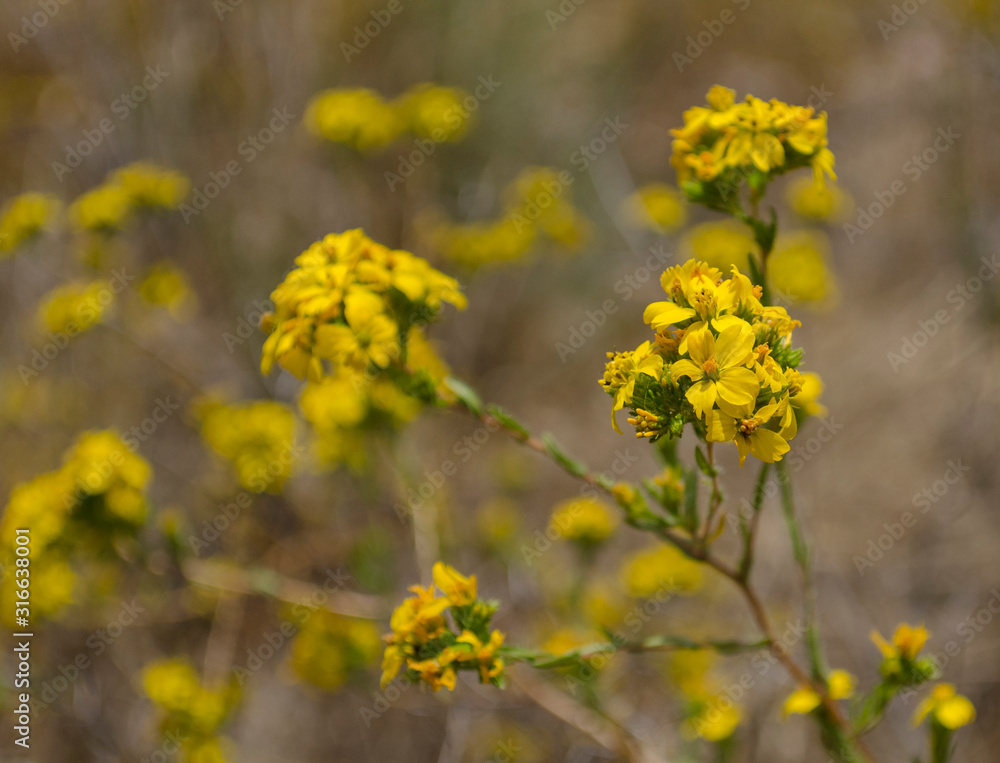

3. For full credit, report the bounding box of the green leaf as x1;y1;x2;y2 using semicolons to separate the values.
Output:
443;376;482;416
541;433;588;478
694;445;717;477
682;467;699;534
486;404;529;439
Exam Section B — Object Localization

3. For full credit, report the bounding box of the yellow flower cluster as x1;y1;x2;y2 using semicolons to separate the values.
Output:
138;261;196;318
142;659;240;763
0;430;151;623
427;167;591;269
70;162;189;232
289;610;382;691
870;622;937;684
260;228;465;382
672;85;835;202
601;259;822;467
197;399;297;493
298;327;451;468
38;280;113;336
381;562;505;691
622;182;687;233
305;83;472;151
548;496;618;545
669;651;742;742
786;175;852;221
0;192;60;255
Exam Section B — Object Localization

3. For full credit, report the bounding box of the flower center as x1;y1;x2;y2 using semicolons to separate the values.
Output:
738;418;758;436
702;357;719;376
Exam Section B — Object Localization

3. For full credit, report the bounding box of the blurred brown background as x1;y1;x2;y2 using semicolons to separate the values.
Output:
1;0;999;761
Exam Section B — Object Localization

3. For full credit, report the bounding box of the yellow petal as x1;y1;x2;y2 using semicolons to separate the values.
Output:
783;687;821;716
643;301;696;329
685;378;718;419
936;695;976;729
749;429;789;464
715;367;760;407
706;411;736;443
670;359;704;382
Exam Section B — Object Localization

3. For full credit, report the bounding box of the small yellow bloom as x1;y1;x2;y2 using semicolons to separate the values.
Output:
782;669;854;717
786;175;851;221
304;88;405;151
679;221;756;273
913;683;976;729
599;340;664;433
397;83;473;142
70;184;132;231
871;623;929;661
0;192;60;254
620;544;703;597
670;322;759;420
432;562;477;606
138;262;195;317
110;162;190;209
38;280;114;336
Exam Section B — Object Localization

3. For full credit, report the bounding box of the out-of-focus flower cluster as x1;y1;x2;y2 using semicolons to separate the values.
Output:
622;183;687;234
600;258;822;466
138;261;196;318
0;430;151;623
195;398;298;494
143;659;241;763
305;84;473;151
70;162;189;233
381;563;505;691
424;166;591;269
289;609;382;691
0;192;61;255
669;651;742;742
672;86;835;209
260;228;464;383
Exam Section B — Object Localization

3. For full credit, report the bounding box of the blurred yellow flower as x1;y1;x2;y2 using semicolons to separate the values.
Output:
783;669;855;716
305;88;404;151
786;175;852;221
139;262;196;317
768;230;837;306
871;623;929;661
38;280;113;335
290;611;382;691
623;182;687;233
397;83;473;142
0;192;60;254
548;496;618;545
620;544;703;597
683;697;741;742
679;221;757;273
432;561;477;605
70;184;133;231
791;371;827;418
110;162;190;209
913;683;976;729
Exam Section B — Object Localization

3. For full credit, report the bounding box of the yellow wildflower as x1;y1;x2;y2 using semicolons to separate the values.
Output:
304;88;404;151
670;322;759;419
620;544;703;597
0;192;60;253
138;262;195;317
622;182;687;233
397;83;472;142
707;398;791;467
680;221;756;273
548;497;618;544
38;280;113;336
599;340;664;433
913;684;976;729
110;162;189;209
786;175;852;221
783;670;855;716
70;184;132;231
432;561;477;606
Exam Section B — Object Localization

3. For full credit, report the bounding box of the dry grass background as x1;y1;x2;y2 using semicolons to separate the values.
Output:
1;0;999;761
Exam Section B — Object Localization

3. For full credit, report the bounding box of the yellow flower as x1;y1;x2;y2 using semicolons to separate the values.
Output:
670;322;759;420
110;162;189;209
913;684;976;729
38;280;113;336
783;670;855;716
668;650;716;695
314;289;400;370
143;659;202;712
432;561;477;606
623;183;687;233
456;629;505;683
0;192;60;253
871;623;929;661
548;497;618;544
304;88;404;151
768;231;837;306
397;83;473;142
138;262;195;317
70;184;132;231
620;544;703;597
684;698;741;741
786;175;852;221
599;340;664;433
707;399;791;467
679;221;756;273
290;611;381;691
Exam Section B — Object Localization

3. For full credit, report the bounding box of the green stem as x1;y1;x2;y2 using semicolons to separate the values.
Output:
502;635;770;669
738;462;771;581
